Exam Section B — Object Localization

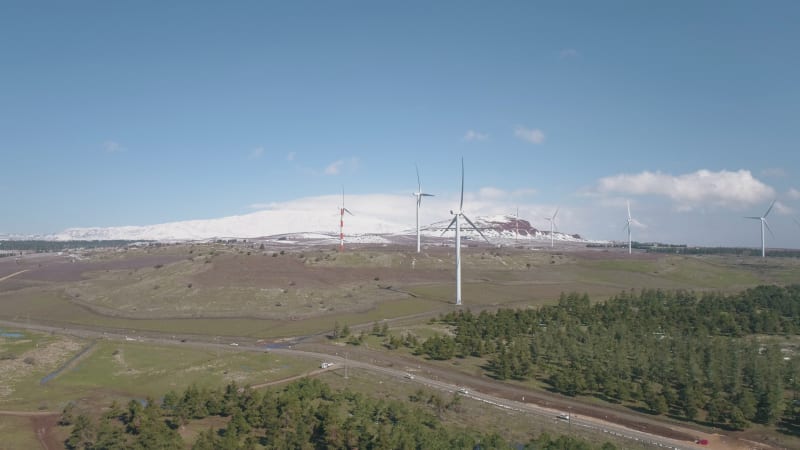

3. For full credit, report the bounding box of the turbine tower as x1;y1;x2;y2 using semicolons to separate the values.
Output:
544;208;559;248
441;158;489;306
338;187;353;252
624;201;633;254
413;164;434;253
745;200;776;258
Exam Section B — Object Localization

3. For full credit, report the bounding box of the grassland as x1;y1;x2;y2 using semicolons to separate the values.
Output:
2;244;800;342
0;330;318;412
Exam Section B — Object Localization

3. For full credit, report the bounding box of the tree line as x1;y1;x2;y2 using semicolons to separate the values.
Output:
389;285;800;432
0;240;141;252
61;378;617;449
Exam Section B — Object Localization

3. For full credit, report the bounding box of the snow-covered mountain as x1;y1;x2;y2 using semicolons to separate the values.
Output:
48;209;587;244
51;209;406;241
423;215;583;243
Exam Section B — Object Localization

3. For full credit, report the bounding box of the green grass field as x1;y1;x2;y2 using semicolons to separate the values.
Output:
1;333;318;411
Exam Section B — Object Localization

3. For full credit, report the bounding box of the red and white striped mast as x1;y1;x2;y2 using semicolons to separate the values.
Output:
339;186;353;251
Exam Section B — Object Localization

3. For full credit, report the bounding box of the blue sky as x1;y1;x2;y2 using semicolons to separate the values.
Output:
2;1;799;247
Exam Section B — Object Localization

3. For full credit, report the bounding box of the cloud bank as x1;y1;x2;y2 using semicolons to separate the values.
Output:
596;169;775;210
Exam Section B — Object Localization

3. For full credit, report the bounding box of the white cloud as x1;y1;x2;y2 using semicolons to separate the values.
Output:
286;151;296;161
773;201;793;215
324;157;359;175
595;169;775;210
103;140;125;153
478;187;506;200
249;147;264;159
324;160;344;175
514;126;545;144
788;188;800;200
463;130;488;142
559;48;580;59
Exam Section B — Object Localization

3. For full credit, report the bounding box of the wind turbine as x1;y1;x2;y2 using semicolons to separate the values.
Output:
441;158;489;306
624;201;633;254
413;165;434;253
745;200;776;258
544;208;559;248
338;187;353;252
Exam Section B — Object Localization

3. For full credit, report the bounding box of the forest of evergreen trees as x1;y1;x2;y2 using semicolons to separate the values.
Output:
61;378;615;450
393;285;800;432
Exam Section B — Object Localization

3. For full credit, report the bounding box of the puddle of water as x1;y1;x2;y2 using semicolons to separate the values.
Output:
0;329;24;339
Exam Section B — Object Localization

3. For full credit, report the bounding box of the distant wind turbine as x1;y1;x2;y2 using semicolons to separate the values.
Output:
624;201;637;255
413;165;434;253
338;187;353;252
544;208;559;248
441;158;490;306
745;200;776;258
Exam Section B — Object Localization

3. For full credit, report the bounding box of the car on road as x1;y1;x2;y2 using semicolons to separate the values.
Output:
457;387;469;395
230;342;239;346
404;373;415;380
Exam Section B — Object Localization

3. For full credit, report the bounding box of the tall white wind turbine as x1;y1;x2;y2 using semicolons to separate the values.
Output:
441;158;490;306
544;208;559;248
413;165;434;253
745;200;776;258
338;187;354;252
624;201;633;254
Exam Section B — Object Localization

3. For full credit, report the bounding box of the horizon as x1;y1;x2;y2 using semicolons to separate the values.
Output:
2;2;799;248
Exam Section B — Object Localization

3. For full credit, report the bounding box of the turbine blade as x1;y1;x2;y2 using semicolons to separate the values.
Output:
421;193;434;197
764;199;776;218
441;216;457;235
744;216;761;220
553;207;559;221
794;218;800;228
463;214;490;244
344;208;354;216
764;219;775;239
416;164;421;192
459;157;465;211
627;201;631;220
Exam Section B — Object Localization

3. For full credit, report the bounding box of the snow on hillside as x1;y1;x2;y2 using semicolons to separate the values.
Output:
48;209;589;244
52;209;406;241
421;214;585;243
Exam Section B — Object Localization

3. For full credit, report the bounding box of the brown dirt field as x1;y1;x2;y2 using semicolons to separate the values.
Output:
11;255;187;283
194;252;452;290
0;411;62;450
31;413;61;450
